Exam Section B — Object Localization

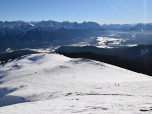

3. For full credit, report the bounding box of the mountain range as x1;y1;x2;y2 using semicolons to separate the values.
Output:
0;21;105;43
101;23;152;31
0;21;103;35
0;20;152;53
1;20;152;43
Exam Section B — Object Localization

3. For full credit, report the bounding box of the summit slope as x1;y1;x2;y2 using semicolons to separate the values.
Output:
0;53;152;113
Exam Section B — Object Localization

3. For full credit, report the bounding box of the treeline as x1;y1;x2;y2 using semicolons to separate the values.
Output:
0;50;40;66
0;54;26;67
0;50;39;61
57;51;152;76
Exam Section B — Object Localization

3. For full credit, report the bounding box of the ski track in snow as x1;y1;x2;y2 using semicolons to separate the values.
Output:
0;53;152;114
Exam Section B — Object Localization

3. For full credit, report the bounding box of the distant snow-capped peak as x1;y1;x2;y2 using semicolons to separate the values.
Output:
0;20;104;35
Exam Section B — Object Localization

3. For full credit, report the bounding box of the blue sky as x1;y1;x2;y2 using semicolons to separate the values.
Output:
0;0;152;24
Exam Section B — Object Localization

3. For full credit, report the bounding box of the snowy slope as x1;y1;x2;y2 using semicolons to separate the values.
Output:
0;53;152;113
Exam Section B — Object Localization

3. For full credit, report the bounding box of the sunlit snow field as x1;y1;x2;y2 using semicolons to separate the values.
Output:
0;53;152;113
70;36;130;48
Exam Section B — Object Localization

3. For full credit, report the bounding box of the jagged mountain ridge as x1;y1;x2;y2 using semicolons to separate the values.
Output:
101;23;152;31
128;23;152;31
0;20;105;42
1;20;152;43
101;24;133;30
0;20;104;35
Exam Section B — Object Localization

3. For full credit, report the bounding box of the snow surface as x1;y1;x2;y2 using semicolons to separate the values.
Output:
70;37;128;48
0;53;152;113
96;37;126;47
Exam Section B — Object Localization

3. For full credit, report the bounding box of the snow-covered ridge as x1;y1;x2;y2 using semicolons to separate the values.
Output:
0;53;152;113
129;23;152;31
101;24;133;30
0;21;152;36
0;20;103;35
101;23;152;31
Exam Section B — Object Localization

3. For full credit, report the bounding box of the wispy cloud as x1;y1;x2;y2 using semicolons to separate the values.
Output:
71;13;74;15
111;6;116;10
